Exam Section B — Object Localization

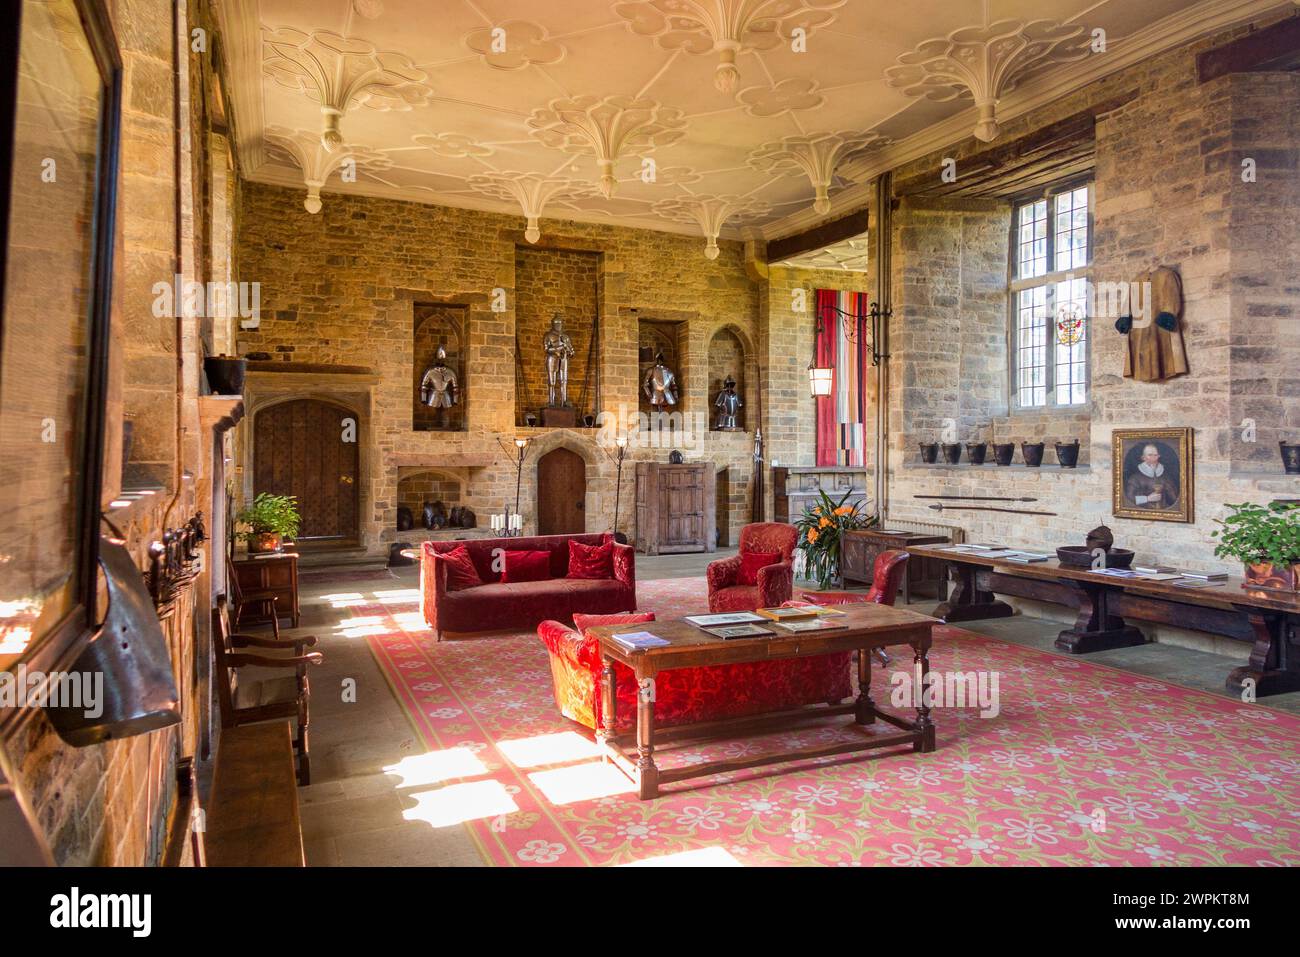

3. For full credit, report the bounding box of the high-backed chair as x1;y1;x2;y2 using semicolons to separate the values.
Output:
227;555;281;638
706;522;798;612
799;549;911;607
212;595;322;785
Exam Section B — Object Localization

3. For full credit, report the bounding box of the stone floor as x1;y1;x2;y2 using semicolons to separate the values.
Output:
267;550;1299;867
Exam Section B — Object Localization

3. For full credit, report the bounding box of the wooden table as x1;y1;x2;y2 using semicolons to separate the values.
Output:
206;721;305;867
231;551;300;628
907;544;1300;697
589;604;937;800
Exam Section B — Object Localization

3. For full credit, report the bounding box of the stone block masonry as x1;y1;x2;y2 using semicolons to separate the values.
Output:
235;182;861;551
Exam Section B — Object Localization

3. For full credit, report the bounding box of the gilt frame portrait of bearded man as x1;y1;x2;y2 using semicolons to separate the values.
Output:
1112;428;1194;523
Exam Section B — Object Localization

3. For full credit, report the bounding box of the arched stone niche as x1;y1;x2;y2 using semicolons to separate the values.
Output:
413;303;467;432
706;324;755;432
638;317;689;420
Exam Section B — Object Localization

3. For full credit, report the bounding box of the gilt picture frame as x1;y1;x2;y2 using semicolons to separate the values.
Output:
1111;427;1193;523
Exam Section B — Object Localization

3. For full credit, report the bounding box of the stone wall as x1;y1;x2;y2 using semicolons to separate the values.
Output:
7;0;232;866
235;184;862;550
882;19;1300;595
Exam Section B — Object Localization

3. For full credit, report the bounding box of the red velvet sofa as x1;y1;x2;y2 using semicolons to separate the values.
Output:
537;613;852;733
420;533;635;640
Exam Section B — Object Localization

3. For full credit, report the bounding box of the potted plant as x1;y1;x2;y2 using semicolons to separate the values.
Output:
236;492;301;554
794;489;877;589
1212;501;1300;591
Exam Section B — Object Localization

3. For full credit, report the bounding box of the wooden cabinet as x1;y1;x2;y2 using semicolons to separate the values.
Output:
842;529;950;603
232;552;300;627
634;463;716;554
772;466;869;523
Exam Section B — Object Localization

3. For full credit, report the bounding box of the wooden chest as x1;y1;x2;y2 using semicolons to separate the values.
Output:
634;463;716;554
772;466;869;523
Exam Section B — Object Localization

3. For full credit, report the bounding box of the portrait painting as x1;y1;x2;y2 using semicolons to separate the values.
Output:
1112;428;1193;523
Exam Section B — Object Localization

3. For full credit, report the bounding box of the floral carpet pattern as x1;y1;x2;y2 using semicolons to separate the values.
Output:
360;577;1300;866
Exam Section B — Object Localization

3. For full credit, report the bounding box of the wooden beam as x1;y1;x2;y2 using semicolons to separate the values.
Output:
894;110;1096;198
1198;16;1300;83
766;208;869;264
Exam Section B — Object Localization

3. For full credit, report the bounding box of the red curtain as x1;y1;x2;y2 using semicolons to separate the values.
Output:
814;289;838;466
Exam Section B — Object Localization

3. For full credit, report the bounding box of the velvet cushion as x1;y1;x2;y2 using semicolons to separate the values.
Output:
572;611;655;635
502;549;552;583
738;550;780;586
438;545;483;591
568;539;614;580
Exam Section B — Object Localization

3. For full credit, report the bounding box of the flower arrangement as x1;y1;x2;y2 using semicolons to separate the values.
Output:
794;489;876;589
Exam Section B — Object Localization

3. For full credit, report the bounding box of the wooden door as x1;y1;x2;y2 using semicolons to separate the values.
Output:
253;400;359;540
537;448;585;535
659;466;705;550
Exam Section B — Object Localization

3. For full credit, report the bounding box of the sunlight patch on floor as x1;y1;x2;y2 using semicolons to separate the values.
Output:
619;846;743;867
371;588;421;604
495;731;602;769
322;592;368;608
403;779;518;828
392;611;430;633
382;747;489;788
527;761;635;805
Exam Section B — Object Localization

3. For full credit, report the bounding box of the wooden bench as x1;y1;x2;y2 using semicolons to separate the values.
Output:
205;720;305;867
907;544;1300;697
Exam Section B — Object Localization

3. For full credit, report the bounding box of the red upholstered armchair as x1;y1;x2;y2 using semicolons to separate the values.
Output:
707;522;797;612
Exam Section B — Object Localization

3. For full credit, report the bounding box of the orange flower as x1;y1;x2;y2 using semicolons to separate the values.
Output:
819;517;832;528
833;505;853;516
806;528;819;544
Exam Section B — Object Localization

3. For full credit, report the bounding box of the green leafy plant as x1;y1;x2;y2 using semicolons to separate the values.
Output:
235;492;301;542
794;489;877;589
1211;501;1300;567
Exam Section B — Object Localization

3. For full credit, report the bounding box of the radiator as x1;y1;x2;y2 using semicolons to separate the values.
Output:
878;515;966;544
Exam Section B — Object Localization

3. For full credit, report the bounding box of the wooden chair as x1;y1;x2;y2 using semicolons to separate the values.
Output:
227;555;282;639
212;594;322;785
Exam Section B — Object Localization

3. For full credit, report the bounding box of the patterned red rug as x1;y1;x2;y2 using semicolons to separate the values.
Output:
359;577;1300;866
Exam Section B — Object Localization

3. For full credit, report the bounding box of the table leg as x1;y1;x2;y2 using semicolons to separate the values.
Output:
933;561;1014;622
1054;580;1144;654
1227;610;1300;698
598;656;616;755
636;671;659;800
854;649;876;725
912;639;936;753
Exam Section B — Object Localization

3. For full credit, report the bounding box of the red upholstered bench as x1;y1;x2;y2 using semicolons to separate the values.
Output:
419;533;635;641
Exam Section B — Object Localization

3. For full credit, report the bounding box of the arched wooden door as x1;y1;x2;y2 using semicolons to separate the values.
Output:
537;448;586;535
254;399;359;541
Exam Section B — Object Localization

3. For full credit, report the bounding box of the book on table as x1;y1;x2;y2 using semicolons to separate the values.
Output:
609;631;671;650
704;623;775;640
771;617;847;633
683;612;764;627
755;606;817;621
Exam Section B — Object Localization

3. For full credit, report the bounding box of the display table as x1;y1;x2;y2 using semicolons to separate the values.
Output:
907;544;1300;697
588;603;937;799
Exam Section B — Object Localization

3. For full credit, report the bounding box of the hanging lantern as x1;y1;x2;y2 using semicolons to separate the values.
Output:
808;361;833;397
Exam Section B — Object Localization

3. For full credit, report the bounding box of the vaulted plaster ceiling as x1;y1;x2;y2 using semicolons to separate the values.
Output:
216;0;1285;257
